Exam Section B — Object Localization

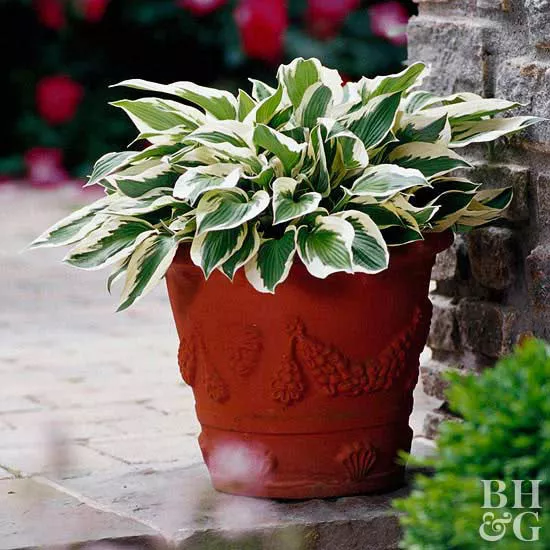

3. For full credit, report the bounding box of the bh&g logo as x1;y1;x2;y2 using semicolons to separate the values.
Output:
479;480;542;542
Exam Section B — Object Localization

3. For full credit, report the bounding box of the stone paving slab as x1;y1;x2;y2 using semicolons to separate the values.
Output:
0;478;161;549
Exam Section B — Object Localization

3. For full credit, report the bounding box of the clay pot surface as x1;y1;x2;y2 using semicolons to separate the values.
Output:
166;231;452;498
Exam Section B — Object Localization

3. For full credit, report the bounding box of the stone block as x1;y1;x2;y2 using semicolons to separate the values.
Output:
420;360;457;400
432;240;459;281
407;17;491;95
428;296;459;352
533;172;550;231
0;478;159;549
466;227;518;290
456;299;517;357
525;0;550;49
469;162;530;222
423;408;459;439
526;244;550;313
495;58;550;144
477;0;510;11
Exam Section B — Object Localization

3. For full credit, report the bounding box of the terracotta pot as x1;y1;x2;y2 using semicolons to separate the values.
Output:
166;231;452;499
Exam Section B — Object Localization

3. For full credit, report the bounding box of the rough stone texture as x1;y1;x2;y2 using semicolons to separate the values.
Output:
407;18;491;95
427;296;458;352
423;408;459;440
421;360;455;401
0;186;437;549
409;2;550;438
467;227;518;290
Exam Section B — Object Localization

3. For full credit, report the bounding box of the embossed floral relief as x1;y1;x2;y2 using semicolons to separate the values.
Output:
337;441;377;482
271;306;425;404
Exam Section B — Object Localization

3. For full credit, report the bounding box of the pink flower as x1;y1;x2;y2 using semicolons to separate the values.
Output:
36;75;84;125
368;1;409;46
177;0;227;16
24;148;69;188
34;0;66;30
77;0;110;22
234;0;287;63
306;0;359;40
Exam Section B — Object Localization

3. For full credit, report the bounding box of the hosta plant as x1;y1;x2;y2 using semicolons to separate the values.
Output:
30;58;541;310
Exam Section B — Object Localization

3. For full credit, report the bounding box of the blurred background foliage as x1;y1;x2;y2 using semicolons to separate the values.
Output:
2;0;416;183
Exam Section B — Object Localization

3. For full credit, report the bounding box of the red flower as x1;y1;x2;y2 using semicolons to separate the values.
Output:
368;1;409;46
234;0;287;63
36;75;84;125
77;0;110;22
24;148;69;188
34;0;66;30
306;0;359;40
177;0;227;16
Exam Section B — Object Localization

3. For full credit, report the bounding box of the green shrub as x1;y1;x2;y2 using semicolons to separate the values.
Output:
395;339;550;549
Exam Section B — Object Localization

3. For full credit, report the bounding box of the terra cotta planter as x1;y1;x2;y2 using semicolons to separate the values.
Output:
165;230;452;499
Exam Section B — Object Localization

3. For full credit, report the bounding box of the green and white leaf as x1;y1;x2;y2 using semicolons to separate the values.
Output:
335;210;389;273
396;113;451;145
107;188;187;215
249;79;276;101
109;159;176;198
86;151;138;187
245;227;297;293
221;223;260;280
361;62;427;100
456;187;513;227
191;224;247;278
449;116;544;147
184;120;254;149
388;142;471;178
113;79;237;120
296;215;354;278
350;164;429;198
195;188;270;235
117;233;179;311
332;92;401;150
422;98;522;122
253;124;306;175
294;83;333;128
237;89;256;121
29;196;112;249
244;84;284;125
64;218;155;270
173;164;241;204
272;177;322;224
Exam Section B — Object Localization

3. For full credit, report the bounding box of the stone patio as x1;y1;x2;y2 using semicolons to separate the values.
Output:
0;184;440;549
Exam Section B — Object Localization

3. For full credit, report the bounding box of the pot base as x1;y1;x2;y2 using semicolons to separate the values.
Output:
198;423;412;499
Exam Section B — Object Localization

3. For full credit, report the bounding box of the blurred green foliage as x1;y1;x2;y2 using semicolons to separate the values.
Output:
395;338;550;549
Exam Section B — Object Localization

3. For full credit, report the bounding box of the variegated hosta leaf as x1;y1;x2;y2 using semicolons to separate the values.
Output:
244;84;284;125
221;223;260;280
191;224;247;278
348;203;405;228
186;140;261;173
272;177;322;225
278;57;343;109
456;187;513;227
113;79;237;120
111;98;205;139
335;210;389;273
86;151;138;187
110;159;177;198
107;258;129;294
249;78;276;101
173;165;241;204
382;225;424;246
107;191;187;216
64;218;155;270
169;215;196;238
184;120;254;149
390;194;440;228
449;116;544;147
349;164;429;198
297;215;354;278
403;90;439;114
396;113;451;145
309;125;331;196
117;233;179;311
245;227;297;293
360;62;427;101
237;89;256;121
388;142;471;178
253;124;306;175
169;146;218;168
295;83;333;128
332;92;401;150
195;188;270;235
29;196;112;249
422;98;522;122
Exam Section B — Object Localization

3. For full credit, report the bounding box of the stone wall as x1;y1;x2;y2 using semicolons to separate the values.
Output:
407;0;550;438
